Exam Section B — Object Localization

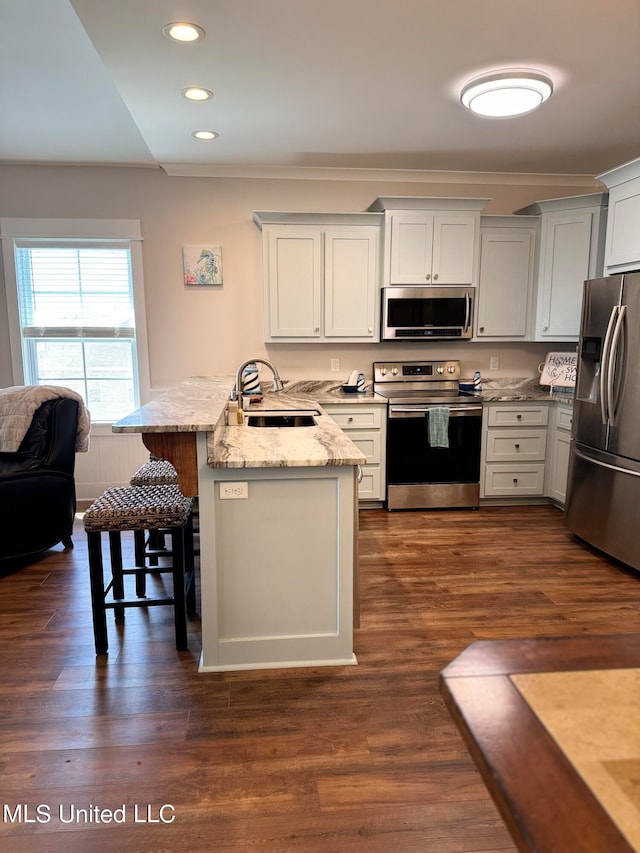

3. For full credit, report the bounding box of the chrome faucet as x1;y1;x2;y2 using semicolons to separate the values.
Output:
231;358;284;401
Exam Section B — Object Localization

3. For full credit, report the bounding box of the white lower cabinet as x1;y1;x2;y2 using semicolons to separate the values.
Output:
324;404;386;502
547;403;574;505
481;403;549;499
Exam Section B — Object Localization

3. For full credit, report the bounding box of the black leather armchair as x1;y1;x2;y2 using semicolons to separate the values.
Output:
0;397;79;563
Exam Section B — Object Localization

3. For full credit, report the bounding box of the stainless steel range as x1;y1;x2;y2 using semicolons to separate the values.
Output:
373;360;483;510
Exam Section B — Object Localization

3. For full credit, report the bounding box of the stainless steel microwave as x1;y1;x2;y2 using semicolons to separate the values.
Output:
381;286;474;341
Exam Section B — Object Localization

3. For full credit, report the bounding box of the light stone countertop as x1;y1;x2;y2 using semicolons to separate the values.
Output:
112;375;573;471
210;390;366;469
112;375;235;433
112;376;366;469
479;377;574;405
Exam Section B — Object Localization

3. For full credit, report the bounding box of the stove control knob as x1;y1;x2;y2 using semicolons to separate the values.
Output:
436;366;444;374
380;367;387;375
391;367;399;375
447;365;456;374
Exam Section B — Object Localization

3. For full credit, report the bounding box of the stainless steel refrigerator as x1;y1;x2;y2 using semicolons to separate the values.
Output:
565;272;640;572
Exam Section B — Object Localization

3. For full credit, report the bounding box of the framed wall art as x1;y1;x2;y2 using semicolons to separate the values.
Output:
182;245;223;286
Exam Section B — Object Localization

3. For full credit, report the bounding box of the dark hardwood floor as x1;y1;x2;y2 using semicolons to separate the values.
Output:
0;505;638;852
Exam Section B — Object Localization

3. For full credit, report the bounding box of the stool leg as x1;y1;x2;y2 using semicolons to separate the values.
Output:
133;529;147;597
184;513;197;616
108;531;125;623
87;531;108;655
171;526;188;651
147;529;164;566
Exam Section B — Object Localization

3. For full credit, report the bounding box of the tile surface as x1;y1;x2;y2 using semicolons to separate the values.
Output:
511;668;640;850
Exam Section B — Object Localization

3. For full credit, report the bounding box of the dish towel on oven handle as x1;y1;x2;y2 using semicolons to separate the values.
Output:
428;407;450;448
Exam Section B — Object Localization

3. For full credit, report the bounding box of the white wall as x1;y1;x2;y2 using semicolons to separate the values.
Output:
0;164;597;502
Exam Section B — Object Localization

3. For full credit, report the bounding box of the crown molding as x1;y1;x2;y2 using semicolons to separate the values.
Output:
160;162;602;188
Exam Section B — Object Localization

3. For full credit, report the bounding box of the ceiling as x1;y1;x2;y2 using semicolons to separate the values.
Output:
1;0;639;178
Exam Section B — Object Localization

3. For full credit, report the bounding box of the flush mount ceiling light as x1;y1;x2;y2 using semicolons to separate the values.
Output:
460;70;554;118
192;130;219;141
182;87;214;102
162;22;205;43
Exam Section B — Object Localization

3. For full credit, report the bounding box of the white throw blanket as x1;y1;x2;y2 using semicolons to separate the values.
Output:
0;385;91;453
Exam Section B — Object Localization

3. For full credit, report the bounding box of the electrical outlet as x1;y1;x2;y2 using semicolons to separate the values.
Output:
219;482;249;500
330;358;340;372
490;356;500;370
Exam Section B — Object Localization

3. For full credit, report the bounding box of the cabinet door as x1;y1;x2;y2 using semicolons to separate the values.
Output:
389;213;434;284
549;429;571;504
604;180;640;273
266;227;322;338
536;211;594;340
477;227;535;337
324;227;378;339
432;212;478;284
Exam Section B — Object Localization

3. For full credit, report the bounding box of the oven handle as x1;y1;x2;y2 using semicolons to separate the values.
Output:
388;405;482;418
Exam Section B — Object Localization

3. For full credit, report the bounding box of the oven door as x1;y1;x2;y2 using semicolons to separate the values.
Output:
386;404;482;509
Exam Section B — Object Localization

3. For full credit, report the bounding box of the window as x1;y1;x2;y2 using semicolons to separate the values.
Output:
1;219;150;423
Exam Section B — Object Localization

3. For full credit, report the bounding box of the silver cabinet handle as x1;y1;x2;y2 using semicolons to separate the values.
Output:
357;465;363;483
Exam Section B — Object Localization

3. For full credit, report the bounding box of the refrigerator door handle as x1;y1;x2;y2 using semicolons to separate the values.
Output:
600;305;618;425
607;304;626;427
573;446;640;479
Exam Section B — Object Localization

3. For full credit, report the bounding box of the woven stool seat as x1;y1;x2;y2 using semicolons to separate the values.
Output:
130;456;179;487
84;485;191;532
83;484;196;655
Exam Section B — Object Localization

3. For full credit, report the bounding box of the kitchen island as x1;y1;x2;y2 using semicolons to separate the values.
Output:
113;376;366;672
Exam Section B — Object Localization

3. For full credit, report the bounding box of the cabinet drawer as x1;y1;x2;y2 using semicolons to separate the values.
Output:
556;406;574;432
348;431;382;465
358;464;382;500
327;408;383;429
483;463;546;496
487;405;549;427
485;429;547;462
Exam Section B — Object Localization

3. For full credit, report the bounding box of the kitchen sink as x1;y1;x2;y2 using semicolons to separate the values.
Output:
245;409;319;428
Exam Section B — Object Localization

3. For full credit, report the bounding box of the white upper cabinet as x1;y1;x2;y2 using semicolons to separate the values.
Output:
476;216;537;340
254;212;382;343
598;157;640;274
368;197;489;287
324;227;378;338
516;193;608;341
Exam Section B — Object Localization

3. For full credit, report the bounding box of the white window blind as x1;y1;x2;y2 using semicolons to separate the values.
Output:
12;241;141;422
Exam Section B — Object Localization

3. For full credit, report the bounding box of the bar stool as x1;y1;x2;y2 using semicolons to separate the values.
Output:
83;484;196;655
130;455;180;566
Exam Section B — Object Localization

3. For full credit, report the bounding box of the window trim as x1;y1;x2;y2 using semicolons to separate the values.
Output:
1;218;151;423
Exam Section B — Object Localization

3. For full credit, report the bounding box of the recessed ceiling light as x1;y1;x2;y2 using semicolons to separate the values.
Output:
460;70;554;118
192;130;219;141
162;22;205;43
182;87;214;102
